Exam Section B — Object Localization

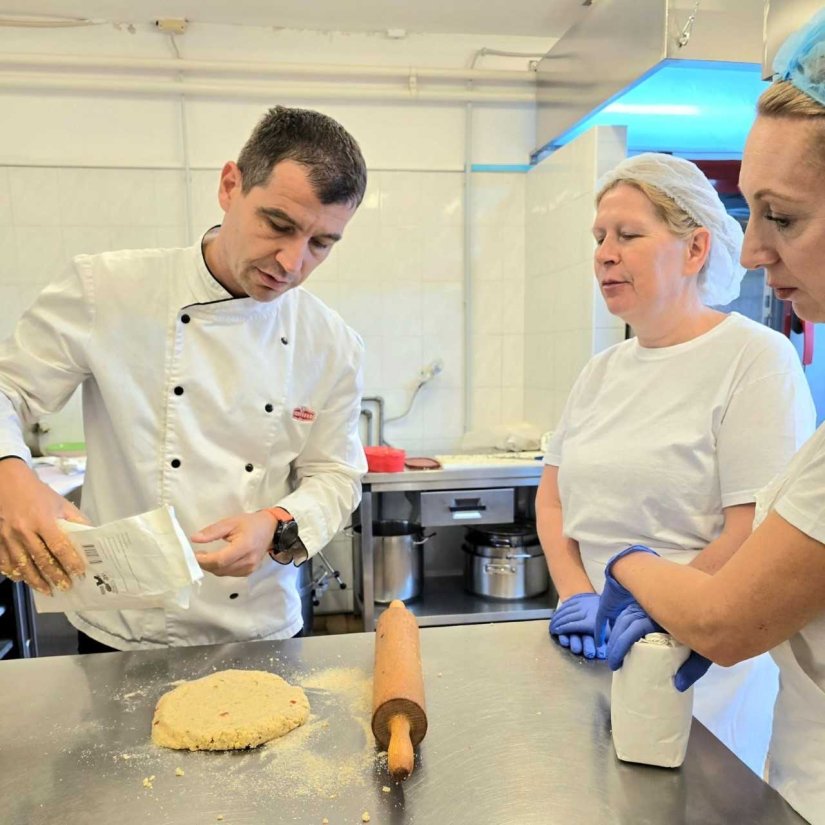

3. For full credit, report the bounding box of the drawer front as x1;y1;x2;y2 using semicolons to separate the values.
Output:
420;488;514;527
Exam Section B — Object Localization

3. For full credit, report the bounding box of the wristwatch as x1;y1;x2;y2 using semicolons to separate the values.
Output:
268;513;309;566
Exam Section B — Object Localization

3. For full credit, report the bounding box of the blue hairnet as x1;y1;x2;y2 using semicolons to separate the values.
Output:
597;153;745;307
773;8;825;106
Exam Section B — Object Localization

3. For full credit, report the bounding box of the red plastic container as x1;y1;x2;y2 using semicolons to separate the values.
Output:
364;446;406;473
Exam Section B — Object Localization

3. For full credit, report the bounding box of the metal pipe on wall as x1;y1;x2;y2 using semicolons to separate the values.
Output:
0;74;536;103
0;52;537;85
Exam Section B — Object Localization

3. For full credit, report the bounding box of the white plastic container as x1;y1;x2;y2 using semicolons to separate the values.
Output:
611;632;694;768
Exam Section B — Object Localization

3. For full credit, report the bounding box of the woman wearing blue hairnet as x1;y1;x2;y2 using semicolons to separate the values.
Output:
537;135;816;770
593;11;825;823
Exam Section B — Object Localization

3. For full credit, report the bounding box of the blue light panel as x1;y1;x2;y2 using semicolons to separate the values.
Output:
550;60;771;159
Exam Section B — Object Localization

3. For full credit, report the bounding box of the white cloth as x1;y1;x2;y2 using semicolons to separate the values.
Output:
545;312;816;774
0;239;367;649
754;423;825;825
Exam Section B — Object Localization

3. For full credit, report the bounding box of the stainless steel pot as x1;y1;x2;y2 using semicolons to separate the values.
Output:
463;522;549;600
354;520;432;604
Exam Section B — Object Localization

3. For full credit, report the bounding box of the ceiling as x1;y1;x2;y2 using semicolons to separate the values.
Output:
0;1;586;38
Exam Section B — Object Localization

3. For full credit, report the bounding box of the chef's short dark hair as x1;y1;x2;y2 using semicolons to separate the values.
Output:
237;106;367;207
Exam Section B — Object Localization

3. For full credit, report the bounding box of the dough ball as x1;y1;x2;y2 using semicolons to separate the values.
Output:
151;669;310;751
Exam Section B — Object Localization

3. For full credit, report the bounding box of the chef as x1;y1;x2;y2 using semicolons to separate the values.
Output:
595;11;825;824
0;105;368;652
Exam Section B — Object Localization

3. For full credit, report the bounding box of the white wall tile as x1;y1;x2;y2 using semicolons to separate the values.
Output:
471;334;503;389
154;170;189;227
305;280;340;312
380;171;423;228
472;281;504;335
360;336;383;389
380;226;423;283
380;336;424;389
0;169;11;226
335;217;387;283
155;226;189;248
336;284;385;338
524;386;554;431
421;224;463;283
417;386;464;438
0;226;18;282
501;334;524;389
470;174;525;227
470;387;502;430
15;226;64;284
9;168;62;226
501;387;524;422
108;169;158;227
188;169;223;233
62;227;116;259
58;168;115;227
381;282;423;338
419;172;463;227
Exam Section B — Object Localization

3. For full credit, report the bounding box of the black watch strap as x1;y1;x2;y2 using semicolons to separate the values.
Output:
269;517;309;566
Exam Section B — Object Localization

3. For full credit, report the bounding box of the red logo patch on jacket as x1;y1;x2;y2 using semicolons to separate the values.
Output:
292;406;316;422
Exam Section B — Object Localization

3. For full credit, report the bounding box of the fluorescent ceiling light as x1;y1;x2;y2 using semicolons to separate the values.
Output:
604;103;700;116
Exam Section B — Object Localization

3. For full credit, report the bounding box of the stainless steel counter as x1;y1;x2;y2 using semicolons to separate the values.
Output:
363;461;543;493
0;621;803;825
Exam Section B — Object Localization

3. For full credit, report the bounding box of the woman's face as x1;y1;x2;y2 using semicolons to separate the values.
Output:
592;184;701;328
740;116;825;322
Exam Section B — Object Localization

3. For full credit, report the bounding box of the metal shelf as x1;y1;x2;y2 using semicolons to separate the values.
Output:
0;639;13;660
363;574;556;628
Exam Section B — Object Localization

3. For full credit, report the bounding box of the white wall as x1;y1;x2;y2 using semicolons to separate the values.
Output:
524;126;626;431
0;22;542;456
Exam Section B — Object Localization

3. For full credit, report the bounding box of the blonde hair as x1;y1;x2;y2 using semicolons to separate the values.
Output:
758;79;825;118
758;80;825;162
596;179;699;240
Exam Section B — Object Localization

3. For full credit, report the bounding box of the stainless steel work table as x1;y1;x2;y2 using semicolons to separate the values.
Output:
0;620;803;825
359;462;546;629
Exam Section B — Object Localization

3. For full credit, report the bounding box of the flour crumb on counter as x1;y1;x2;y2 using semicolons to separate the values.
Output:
361;813;371;822
175;767;185;776
322;819;329;824
216;816;224;822
142;775;154;789
382;786;391;793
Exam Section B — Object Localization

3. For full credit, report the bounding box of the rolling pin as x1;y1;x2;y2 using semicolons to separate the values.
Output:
372;599;428;781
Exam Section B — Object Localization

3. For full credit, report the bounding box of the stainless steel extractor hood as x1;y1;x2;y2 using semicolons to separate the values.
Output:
534;0;766;159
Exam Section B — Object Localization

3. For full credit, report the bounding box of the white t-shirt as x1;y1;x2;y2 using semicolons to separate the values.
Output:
754;423;825;824
545;312;815;587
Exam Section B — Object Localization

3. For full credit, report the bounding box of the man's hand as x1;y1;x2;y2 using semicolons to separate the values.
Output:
0;458;89;594
191;510;277;577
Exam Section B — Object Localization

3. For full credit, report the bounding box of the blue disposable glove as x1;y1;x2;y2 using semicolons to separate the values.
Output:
606;602;713;692
605;602;663;670
673;651;713;692
594;545;660;645
549;592;606;660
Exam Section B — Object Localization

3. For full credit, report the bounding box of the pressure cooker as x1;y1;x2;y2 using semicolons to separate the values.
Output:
462;522;550;600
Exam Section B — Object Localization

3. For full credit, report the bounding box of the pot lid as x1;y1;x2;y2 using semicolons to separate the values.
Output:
465;521;539;547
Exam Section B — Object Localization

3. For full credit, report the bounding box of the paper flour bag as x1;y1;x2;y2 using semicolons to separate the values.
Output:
611;632;694;767
33;505;203;613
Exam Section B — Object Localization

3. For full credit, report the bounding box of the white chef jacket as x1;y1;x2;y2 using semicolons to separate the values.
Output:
0;238;367;648
754;423;825;825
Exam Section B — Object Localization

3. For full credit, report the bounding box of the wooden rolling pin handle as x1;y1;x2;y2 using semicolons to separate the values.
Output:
387;713;414;781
